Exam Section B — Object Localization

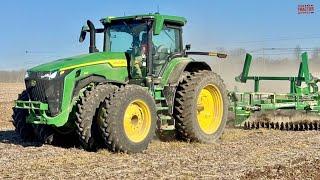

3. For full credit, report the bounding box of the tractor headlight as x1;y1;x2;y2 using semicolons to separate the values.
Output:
25;71;30;79
40;71;58;80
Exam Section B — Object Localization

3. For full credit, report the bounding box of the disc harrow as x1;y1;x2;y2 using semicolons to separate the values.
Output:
243;121;320;131
230;52;320;131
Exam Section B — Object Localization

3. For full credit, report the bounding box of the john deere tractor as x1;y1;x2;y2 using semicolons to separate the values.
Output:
13;13;228;153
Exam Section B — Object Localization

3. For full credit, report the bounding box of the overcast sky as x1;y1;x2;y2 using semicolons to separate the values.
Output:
0;0;319;70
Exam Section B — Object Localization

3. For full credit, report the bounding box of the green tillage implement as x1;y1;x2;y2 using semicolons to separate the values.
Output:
230;52;320;130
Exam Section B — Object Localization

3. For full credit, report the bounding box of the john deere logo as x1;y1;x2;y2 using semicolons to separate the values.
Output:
30;80;37;87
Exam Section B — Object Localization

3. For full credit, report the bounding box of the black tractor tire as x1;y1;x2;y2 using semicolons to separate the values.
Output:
35;124;76;147
12;90;35;141
156;130;176;142
75;83;118;151
174;70;228;143
35;125;56;144
98;85;157;153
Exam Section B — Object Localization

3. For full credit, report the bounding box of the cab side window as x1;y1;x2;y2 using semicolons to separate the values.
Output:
152;26;181;75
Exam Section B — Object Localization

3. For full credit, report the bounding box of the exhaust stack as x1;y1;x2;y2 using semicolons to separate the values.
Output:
87;20;98;53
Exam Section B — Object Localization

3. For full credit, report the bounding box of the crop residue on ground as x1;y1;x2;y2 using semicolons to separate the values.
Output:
1;83;320;179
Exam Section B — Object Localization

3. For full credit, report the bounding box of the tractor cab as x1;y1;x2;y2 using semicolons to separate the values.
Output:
79;13;186;80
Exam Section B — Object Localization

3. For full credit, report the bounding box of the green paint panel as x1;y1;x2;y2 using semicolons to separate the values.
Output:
29;52;127;72
22;63;128;127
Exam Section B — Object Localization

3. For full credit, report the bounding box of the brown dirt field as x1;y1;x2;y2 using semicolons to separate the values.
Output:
1;83;320;179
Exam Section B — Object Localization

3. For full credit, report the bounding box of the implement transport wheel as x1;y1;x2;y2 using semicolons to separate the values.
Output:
174;70;228;143
75;83;118;151
12;90;36;141
98;85;157;153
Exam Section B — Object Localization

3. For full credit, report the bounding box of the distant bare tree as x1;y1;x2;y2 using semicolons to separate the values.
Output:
294;45;302;61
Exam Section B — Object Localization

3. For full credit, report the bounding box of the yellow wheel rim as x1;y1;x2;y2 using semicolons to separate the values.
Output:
123;99;151;143
197;84;224;134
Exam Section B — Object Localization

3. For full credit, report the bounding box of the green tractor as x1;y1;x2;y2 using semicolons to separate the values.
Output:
13;13;228;153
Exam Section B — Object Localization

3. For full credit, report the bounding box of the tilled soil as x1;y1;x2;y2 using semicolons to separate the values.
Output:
0;83;24;103
1;83;320;179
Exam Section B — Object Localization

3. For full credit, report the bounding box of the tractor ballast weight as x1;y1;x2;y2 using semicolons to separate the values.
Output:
13;13;229;153
230;52;320;130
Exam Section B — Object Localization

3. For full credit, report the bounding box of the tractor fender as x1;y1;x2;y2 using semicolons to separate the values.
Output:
72;75;125;98
162;60;212;114
166;60;212;85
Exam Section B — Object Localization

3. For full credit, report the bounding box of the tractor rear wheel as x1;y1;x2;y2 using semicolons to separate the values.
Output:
75;83;118;151
98;85;157;153
12;90;35;141
174;70;228;143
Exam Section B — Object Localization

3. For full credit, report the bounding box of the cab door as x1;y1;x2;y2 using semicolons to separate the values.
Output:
152;25;182;76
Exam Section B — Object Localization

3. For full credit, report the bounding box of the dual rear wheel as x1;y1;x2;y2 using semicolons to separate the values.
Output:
174;70;228;143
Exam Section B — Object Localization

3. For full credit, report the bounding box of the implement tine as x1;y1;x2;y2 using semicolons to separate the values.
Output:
241;110;320;132
280;122;284;130
270;122;275;129
284;122;289;130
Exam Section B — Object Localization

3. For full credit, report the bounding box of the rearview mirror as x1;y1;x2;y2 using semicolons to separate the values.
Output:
79;25;89;43
185;44;191;50
217;53;227;58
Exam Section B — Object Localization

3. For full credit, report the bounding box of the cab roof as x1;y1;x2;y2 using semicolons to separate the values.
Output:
100;13;187;35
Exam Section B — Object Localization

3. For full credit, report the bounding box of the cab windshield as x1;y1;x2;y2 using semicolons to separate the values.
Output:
104;21;149;54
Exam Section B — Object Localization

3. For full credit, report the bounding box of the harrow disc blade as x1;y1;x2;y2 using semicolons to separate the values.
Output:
242;110;320;131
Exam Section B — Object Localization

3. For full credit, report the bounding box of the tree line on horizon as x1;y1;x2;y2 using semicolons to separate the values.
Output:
0;70;26;83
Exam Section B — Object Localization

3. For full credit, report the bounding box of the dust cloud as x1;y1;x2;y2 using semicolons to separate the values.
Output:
195;54;320;93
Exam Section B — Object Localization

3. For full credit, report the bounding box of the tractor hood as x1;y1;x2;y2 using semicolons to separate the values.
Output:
29;52;127;72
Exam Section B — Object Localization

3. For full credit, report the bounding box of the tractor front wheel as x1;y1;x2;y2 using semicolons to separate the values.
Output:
75;83;118;151
12;90;35;141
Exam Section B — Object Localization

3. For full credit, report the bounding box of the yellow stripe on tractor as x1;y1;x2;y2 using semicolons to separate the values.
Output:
107;60;127;67
60;59;127;71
